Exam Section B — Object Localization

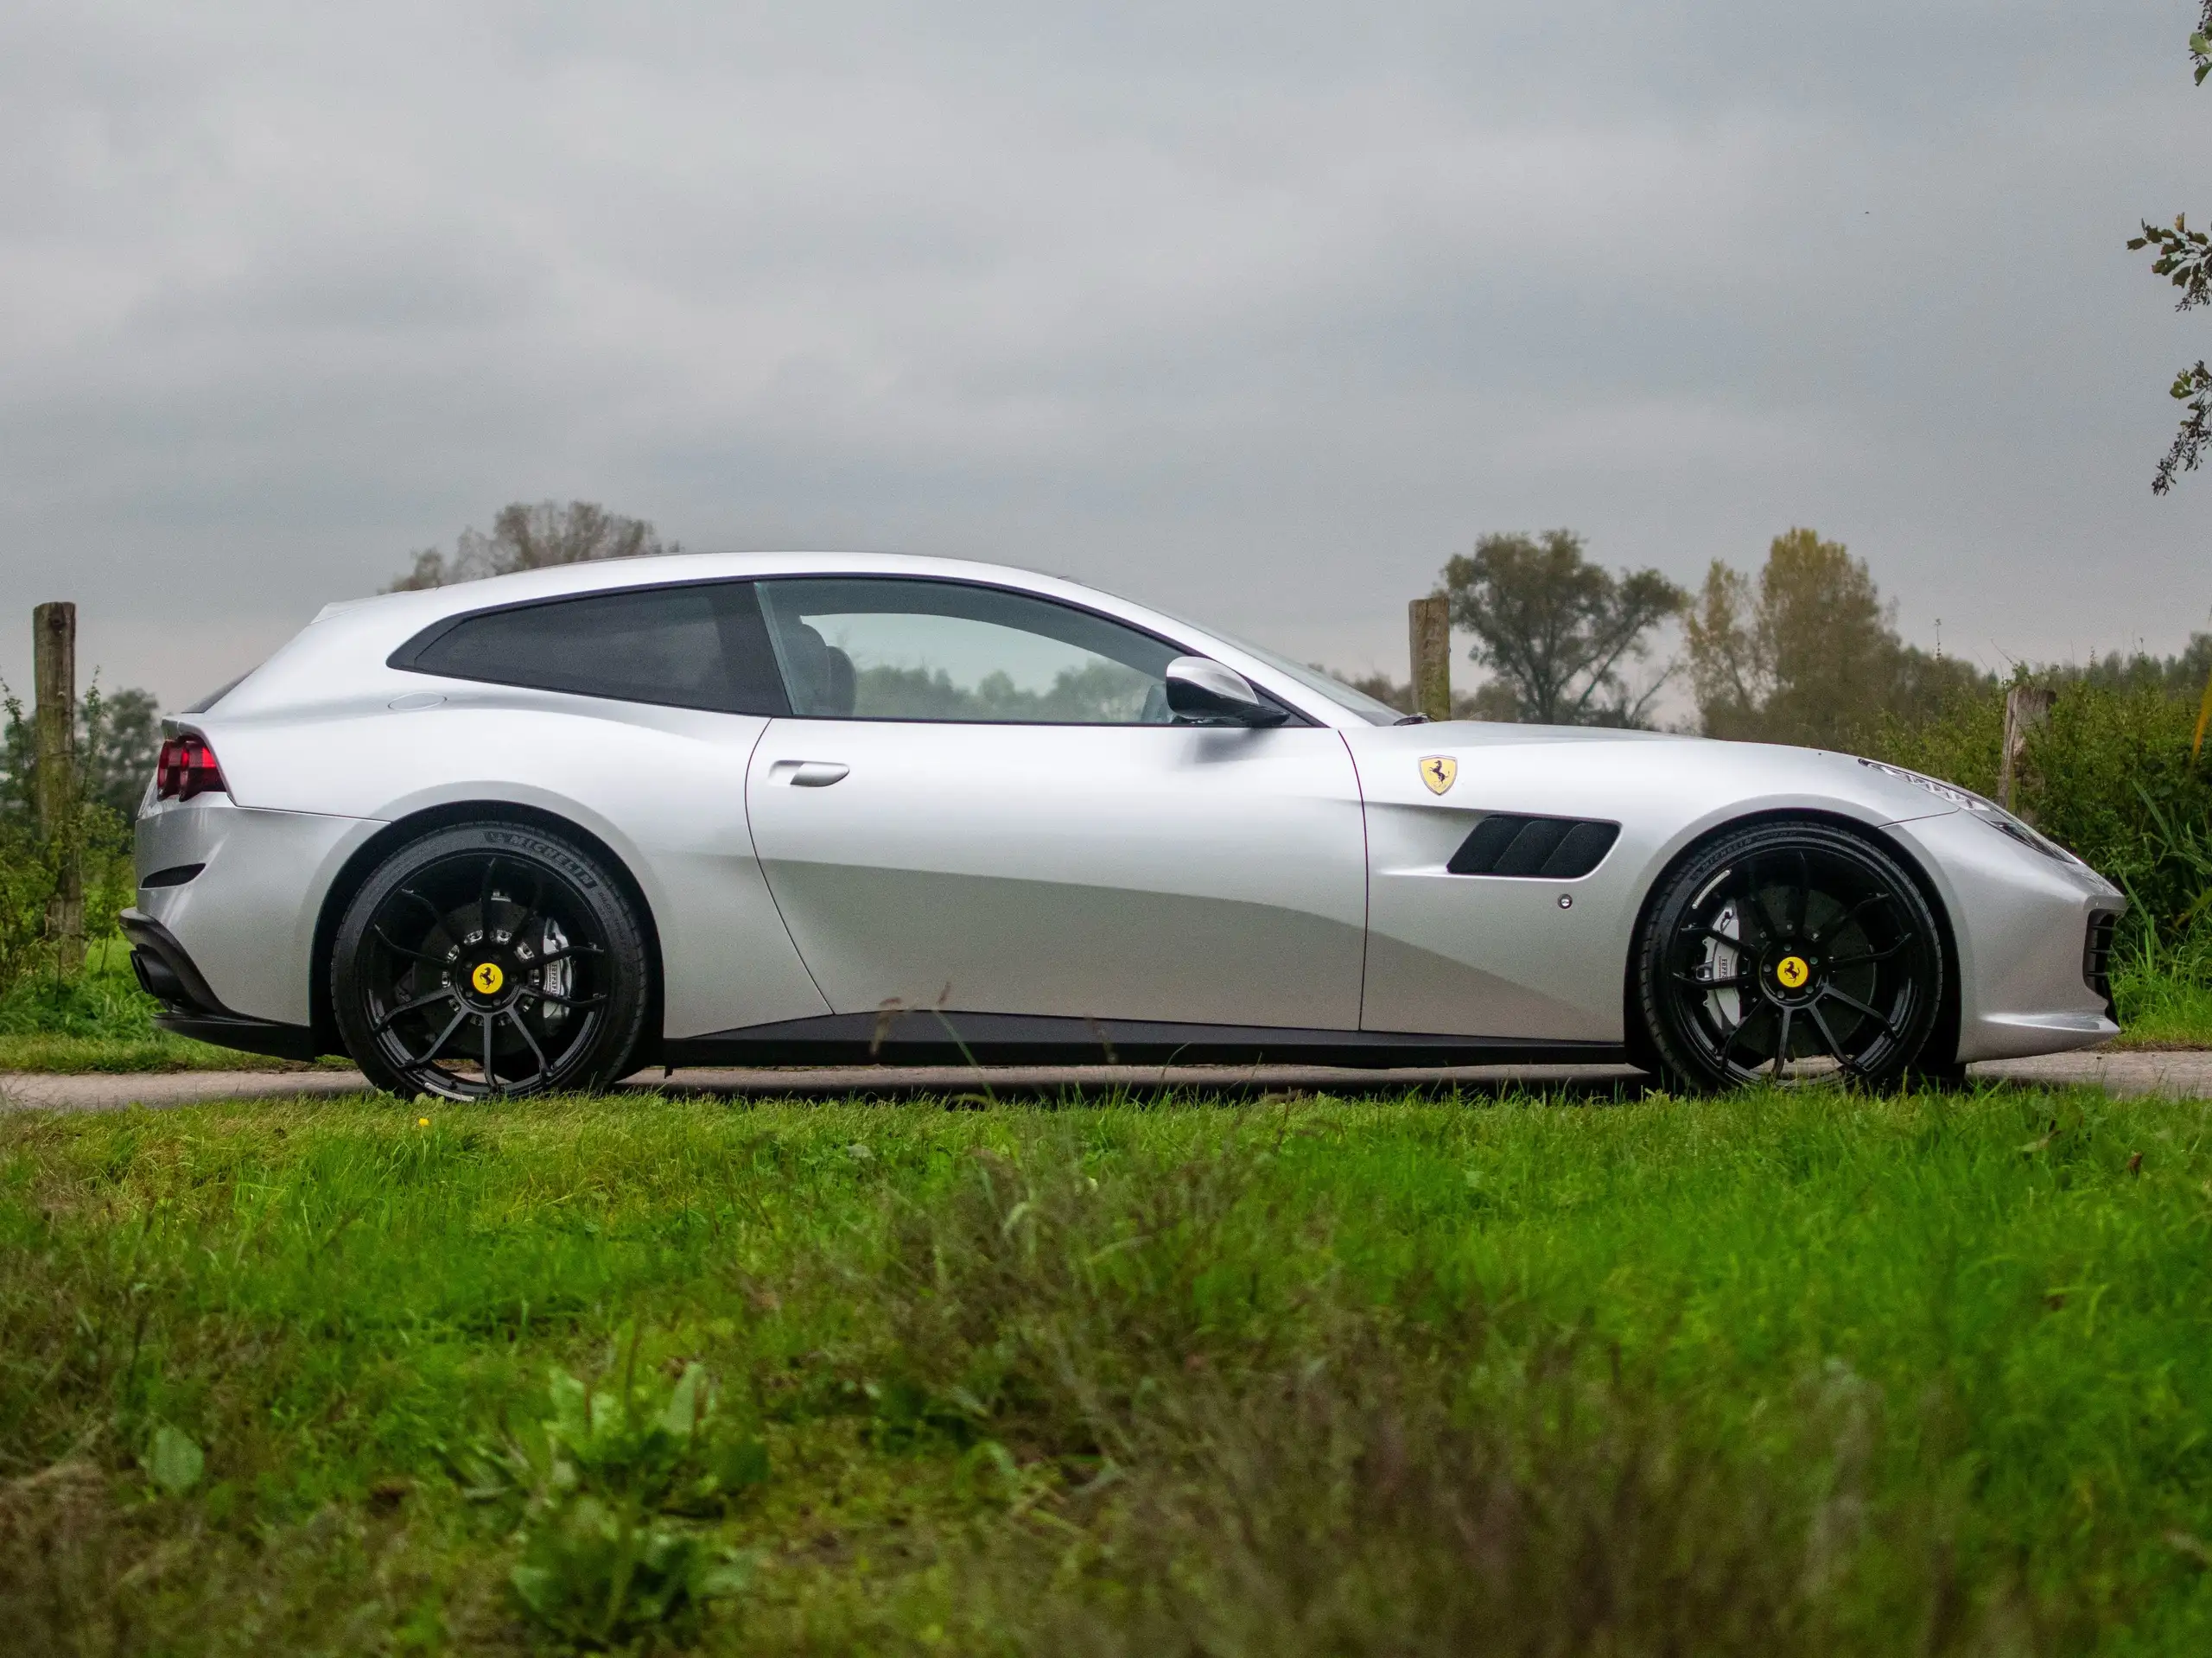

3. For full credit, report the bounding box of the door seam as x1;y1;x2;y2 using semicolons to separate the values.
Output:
743;720;836;1016
1340;729;1374;1031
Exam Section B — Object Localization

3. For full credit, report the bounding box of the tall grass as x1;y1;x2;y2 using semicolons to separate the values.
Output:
0;940;296;1071
3;1088;2209;1652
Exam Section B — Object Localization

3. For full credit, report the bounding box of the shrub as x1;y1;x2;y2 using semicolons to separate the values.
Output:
0;687;136;1003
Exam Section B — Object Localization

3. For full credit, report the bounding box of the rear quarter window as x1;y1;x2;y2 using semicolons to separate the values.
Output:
391;581;789;715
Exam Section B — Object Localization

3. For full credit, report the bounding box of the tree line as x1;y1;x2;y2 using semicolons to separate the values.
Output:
1341;525;2024;746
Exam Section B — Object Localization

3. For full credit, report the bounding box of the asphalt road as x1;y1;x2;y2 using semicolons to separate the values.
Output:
3;1050;2209;1112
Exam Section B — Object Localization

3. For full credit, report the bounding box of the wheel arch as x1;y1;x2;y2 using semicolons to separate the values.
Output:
1618;807;1963;1074
309;801;665;1067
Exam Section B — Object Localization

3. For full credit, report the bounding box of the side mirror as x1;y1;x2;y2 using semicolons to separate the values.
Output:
1164;656;1289;727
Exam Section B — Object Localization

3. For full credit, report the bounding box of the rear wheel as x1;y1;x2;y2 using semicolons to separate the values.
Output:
1634;821;1944;1092
333;823;649;1100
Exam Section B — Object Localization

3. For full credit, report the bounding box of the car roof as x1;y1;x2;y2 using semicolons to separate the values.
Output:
209;551;1376;729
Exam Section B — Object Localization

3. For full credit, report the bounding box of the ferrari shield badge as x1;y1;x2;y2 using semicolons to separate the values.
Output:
1420;755;1458;796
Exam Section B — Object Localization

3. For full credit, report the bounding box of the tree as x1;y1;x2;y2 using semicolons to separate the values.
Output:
1440;530;1686;726
0;681;161;824
2125;5;2212;493
388;501;677;590
1685;528;1985;748
79;685;162;817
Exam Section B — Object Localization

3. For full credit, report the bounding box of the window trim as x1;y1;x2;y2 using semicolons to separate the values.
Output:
746;574;1312;727
385;577;792;716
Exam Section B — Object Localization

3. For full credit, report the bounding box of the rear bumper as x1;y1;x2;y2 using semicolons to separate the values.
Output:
118;908;322;1062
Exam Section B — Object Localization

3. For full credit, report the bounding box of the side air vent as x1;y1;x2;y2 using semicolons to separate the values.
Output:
1448;814;1621;880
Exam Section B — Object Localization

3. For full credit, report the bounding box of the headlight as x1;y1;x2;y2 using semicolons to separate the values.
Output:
1856;758;2082;865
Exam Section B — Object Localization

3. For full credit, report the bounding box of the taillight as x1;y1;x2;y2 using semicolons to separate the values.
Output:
155;734;227;802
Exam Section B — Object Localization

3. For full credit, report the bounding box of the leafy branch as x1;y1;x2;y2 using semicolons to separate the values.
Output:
2158;362;2211;497
2129;214;2212;313
2128;5;2212;492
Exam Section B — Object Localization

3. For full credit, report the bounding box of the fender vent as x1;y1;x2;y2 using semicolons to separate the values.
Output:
1448;814;1620;880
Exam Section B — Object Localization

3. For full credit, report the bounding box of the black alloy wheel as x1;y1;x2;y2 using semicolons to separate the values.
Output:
333;823;649;1100
1634;822;1945;1092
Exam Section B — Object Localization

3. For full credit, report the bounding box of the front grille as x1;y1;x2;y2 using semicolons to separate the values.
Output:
2084;911;2119;1019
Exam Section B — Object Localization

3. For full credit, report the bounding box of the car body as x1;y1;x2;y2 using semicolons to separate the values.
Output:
124;551;2123;1089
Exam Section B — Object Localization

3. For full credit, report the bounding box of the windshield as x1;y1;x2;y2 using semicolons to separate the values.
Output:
1044;580;1413;725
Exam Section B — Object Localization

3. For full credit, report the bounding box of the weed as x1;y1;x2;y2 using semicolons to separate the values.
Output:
481;1337;767;1647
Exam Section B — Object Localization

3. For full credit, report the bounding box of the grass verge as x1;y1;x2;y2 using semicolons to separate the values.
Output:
3;1084;2210;1653
0;941;318;1072
2112;948;2212;1049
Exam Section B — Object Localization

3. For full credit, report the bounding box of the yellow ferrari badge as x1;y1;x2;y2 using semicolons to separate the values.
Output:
1420;755;1458;795
1776;955;1809;990
471;962;505;995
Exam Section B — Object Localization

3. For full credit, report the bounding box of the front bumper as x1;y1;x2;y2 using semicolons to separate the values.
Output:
1884;810;2125;1063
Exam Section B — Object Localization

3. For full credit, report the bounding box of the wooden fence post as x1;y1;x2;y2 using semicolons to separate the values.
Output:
1996;684;2054;816
1408;595;1451;722
33;601;83;972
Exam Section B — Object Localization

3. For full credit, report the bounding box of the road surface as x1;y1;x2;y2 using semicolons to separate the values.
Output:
3;1050;2209;1112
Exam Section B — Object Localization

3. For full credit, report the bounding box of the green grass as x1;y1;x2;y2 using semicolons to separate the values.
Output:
2112;942;2212;1049
3;1085;2211;1653
0;939;312;1072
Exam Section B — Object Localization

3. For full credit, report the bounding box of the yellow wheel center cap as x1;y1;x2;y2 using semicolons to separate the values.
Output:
470;961;505;995
1775;955;1810;990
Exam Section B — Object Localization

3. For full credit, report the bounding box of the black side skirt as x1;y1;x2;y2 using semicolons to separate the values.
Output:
663;1010;1624;1070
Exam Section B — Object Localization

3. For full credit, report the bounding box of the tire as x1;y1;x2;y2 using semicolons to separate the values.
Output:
332;821;650;1100
1633;821;1944;1093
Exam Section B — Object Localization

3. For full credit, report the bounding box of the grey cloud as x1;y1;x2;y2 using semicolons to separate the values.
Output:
1;0;2206;708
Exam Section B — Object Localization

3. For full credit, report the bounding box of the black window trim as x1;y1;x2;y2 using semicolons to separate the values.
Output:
388;572;1315;729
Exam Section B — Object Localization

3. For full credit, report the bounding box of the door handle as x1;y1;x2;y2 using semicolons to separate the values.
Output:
770;759;849;788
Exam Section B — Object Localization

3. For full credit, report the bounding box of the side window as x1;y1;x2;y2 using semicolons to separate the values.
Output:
396;581;789;715
755;579;1185;723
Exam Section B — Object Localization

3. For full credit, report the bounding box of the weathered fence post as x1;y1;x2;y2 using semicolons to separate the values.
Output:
1408;594;1451;722
1996;683;2055;816
33;601;83;972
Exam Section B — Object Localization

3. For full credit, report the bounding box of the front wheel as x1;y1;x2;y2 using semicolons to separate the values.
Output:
1633;822;1945;1092
332;822;650;1100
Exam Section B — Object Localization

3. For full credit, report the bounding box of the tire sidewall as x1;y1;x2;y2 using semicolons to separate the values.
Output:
332;821;650;1098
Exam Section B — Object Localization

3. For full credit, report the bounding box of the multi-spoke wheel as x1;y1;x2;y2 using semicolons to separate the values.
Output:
332;823;649;1100
1634;822;1946;1092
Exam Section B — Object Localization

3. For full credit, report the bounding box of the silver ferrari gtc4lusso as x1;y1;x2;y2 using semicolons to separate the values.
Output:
124;552;2121;1098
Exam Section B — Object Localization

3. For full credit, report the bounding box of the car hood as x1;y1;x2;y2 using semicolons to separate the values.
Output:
1343;721;1961;829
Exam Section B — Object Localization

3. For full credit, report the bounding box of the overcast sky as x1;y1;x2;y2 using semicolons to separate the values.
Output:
1;0;2206;711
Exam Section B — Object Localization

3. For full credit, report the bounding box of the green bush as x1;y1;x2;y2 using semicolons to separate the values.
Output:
0;688;137;1004
1874;677;2212;944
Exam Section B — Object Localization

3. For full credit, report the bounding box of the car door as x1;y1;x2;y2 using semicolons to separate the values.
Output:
741;576;1367;1031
